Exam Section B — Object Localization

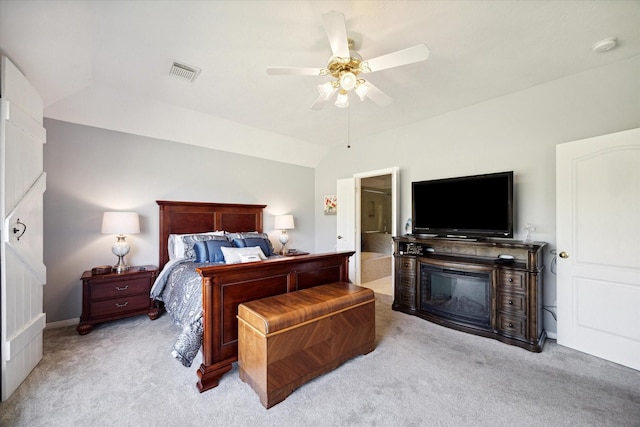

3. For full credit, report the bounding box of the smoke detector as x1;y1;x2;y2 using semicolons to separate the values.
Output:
169;61;201;82
592;37;617;53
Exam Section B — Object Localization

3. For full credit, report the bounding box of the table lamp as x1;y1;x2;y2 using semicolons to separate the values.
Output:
274;214;294;255
101;211;140;273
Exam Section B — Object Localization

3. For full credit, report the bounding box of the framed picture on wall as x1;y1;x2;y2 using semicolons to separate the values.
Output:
324;195;337;215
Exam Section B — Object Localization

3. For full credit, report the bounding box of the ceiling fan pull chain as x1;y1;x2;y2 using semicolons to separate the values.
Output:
347;107;351;149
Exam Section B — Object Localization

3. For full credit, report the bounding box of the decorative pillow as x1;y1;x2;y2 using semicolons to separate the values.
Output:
220;246;267;264
193;239;234;263
168;231;226;260
182;234;228;259
228;232;274;257
239;253;263;263
232;237;274;257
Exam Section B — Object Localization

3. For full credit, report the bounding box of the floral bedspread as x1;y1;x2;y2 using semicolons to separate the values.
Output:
150;259;218;367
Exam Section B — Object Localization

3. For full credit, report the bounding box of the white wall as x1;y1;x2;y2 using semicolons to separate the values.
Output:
314;56;640;335
43;119;315;323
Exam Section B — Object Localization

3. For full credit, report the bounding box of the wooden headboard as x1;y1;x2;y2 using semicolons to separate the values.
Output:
156;200;267;269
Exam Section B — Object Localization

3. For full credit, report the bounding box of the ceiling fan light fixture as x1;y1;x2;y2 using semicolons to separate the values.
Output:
335;90;349;108
355;81;369;101
318;82;337;100
266;11;430;110
339;72;357;91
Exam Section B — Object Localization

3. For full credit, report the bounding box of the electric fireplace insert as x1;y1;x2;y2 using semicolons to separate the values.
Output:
419;264;491;328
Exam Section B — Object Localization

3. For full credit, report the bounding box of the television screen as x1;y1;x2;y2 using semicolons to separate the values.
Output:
411;171;513;238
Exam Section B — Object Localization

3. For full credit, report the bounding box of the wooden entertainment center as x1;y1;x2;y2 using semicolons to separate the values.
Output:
393;236;546;352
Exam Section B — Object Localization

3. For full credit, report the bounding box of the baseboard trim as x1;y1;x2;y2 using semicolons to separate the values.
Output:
46;318;79;330
546;331;557;340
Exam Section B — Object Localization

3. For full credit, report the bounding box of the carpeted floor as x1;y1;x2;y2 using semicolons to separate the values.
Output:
1;293;639;426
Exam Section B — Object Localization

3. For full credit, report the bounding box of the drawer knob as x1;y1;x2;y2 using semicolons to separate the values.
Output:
508;322;513;327
115;301;129;308
508;300;513;305
116;285;129;291
508;278;513;282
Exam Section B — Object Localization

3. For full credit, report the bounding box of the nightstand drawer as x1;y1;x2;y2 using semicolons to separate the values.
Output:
90;277;151;300
90;294;151;318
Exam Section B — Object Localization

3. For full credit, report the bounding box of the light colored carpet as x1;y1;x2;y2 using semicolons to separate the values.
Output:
1;293;639;426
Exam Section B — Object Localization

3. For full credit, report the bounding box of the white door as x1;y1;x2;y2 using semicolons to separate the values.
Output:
336;178;356;282
556;128;640;371
1;56;47;400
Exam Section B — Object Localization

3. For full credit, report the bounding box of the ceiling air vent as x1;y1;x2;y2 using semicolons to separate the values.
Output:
169;61;201;82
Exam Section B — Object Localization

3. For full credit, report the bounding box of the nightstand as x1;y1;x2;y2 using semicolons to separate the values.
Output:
284;250;310;256
77;265;159;335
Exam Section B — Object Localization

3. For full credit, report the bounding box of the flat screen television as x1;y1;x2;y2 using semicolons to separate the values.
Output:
411;171;513;238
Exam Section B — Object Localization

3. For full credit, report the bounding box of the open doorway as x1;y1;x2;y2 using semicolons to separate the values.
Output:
360;175;393;288
336;167;398;294
355;167;398;296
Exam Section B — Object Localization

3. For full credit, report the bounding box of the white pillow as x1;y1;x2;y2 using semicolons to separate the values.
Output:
220;246;267;264
168;231;225;260
239;253;262;263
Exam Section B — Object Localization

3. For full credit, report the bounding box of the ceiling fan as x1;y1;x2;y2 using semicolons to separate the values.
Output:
266;11;430;110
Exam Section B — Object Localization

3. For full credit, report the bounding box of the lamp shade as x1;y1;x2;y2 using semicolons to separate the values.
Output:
274;214;294;230
101;212;140;235
335;91;349;108
317;82;336;100
355;83;369;101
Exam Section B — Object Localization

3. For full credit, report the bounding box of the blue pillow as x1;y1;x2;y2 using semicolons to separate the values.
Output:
194;239;233;263
233;237;273;257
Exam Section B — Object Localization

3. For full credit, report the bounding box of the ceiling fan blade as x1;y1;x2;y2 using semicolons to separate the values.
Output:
310;96;330;110
362;81;392;107
322;11;350;58
266;67;323;76
361;44;430;73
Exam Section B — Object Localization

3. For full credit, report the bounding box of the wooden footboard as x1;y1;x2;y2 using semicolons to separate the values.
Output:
194;251;353;392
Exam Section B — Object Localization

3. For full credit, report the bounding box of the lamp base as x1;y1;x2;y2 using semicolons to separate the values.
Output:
279;230;289;255
113;255;130;273
111;235;131;273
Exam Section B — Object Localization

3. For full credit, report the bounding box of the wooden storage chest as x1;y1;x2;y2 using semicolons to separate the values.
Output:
237;282;376;408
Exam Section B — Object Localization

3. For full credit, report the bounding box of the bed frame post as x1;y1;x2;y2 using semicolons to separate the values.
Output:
196;276;232;392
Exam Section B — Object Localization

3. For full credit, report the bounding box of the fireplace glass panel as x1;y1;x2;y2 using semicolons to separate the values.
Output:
420;265;490;327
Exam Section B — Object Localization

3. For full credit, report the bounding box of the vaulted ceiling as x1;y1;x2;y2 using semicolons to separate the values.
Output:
1;1;639;166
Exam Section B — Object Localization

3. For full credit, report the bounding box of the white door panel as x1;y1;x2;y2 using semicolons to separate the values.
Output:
336;178;356;282
3;101;45;214
556;128;640;371
0;56;43;119
4;173;47;282
1;56;46;400
4;247;46;358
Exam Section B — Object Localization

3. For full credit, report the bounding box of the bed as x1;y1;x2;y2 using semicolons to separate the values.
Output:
152;200;354;392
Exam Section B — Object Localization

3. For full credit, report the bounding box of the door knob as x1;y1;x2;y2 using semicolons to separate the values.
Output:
559;251;569;259
337;235;343;239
